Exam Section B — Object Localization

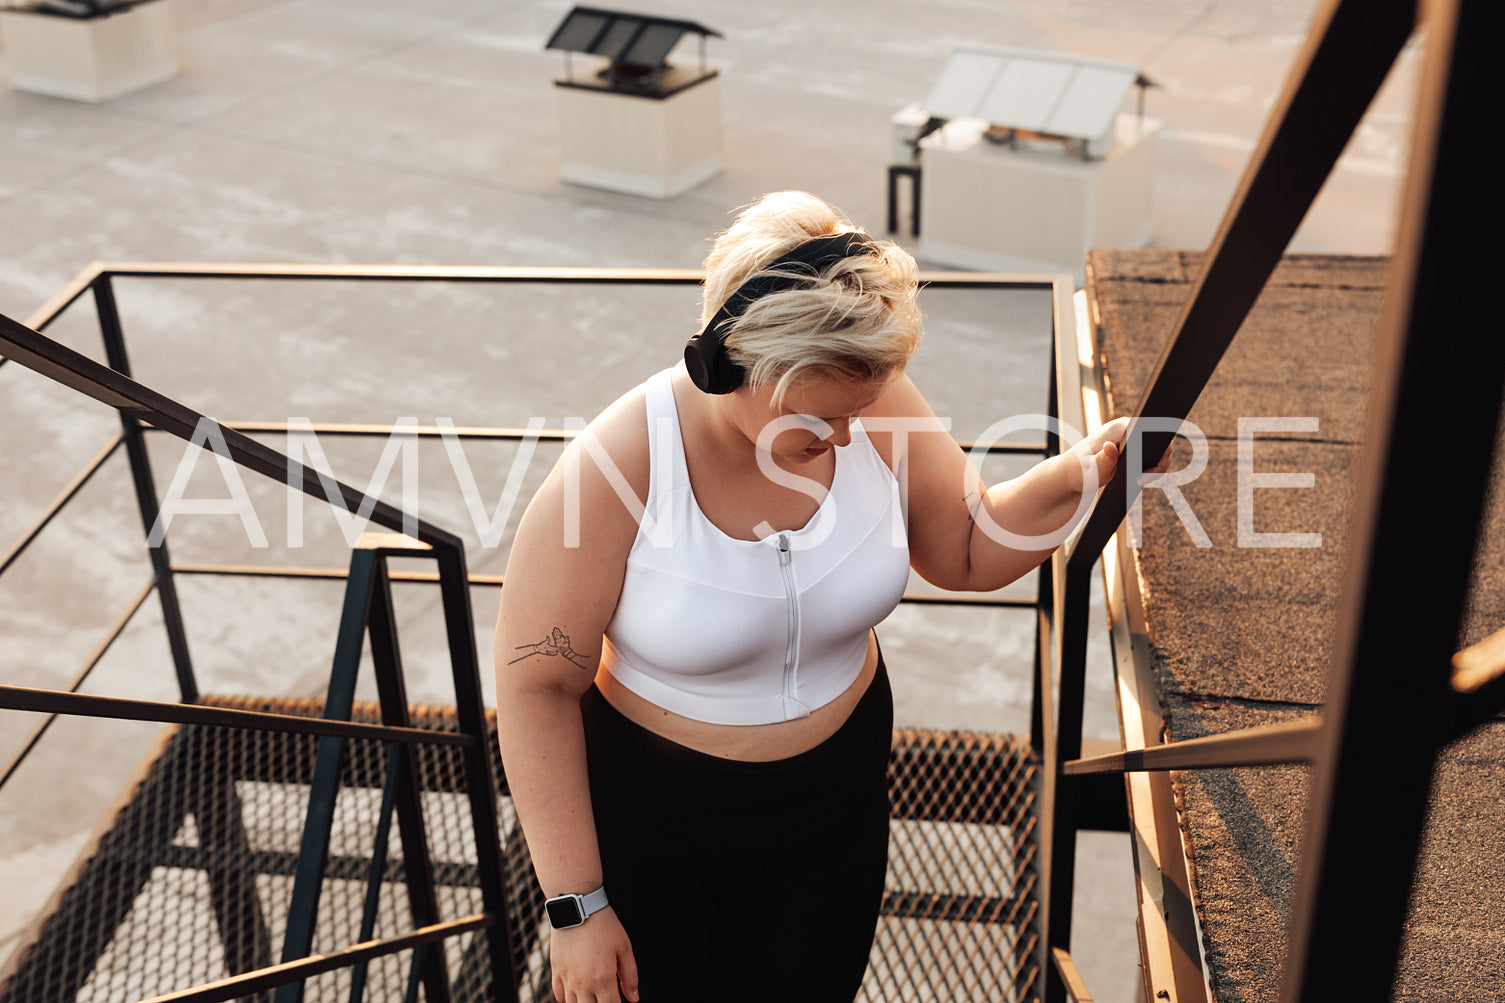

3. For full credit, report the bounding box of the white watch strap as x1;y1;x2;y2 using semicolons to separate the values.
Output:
579;885;609;920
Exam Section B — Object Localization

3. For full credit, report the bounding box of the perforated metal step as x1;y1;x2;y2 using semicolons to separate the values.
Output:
0;697;1040;1003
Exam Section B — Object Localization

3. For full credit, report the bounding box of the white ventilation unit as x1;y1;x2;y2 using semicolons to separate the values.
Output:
920;46;1151;159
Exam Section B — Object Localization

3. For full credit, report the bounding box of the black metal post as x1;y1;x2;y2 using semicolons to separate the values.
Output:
1031;346;1062;756
93;275;199;703
434;542;521;1002
275;548;378;1003
366;558;451;1003
1032;552;1058;1002
1043;562;1092;1003
403;944;426;1003
1280;0;1500;998
348;745;403;1003
1037;275;1094;1003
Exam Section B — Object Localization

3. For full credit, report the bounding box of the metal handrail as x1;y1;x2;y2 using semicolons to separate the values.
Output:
134;916;494;1003
0;300;517;1002
10;260;1059;335
0;311;465;553
1062;719;1324;775
0;684;479;746
201;417;1050;454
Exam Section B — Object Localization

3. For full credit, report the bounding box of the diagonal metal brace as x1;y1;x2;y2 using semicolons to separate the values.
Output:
274;547;380;1003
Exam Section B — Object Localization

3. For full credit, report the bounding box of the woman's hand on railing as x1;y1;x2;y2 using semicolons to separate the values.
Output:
1066;416;1174;493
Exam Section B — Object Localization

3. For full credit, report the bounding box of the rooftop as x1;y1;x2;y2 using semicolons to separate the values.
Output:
1088;248;1505;1000
0;1;1423;1000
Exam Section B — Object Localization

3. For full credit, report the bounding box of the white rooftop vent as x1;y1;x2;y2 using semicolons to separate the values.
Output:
921;46;1152;158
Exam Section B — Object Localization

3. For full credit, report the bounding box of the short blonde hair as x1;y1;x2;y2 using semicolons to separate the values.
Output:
699;191;922;404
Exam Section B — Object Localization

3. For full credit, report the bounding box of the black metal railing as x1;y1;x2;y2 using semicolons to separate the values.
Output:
1033;0;1504;1000
0;265;1070;1002
0;285;523;1002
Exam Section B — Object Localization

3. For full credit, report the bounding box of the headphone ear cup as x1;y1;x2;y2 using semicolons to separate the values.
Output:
684;334;718;392
684;319;744;394
707;342;744;394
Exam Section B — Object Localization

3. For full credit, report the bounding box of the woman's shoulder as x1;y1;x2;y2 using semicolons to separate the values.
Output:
857;374;946;470
515;370;664;558
554;367;669;510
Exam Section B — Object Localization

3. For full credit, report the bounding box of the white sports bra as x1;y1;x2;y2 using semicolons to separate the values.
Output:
600;368;911;725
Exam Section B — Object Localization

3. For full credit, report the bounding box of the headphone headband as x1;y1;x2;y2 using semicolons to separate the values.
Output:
684;232;880;395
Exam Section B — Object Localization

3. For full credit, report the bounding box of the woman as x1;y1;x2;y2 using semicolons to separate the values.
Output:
495;192;1134;1003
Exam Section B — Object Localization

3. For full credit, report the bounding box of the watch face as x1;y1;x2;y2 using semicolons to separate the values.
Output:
547;896;585;929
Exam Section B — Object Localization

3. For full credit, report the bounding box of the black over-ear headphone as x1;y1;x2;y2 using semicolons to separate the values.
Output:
684;231;880;395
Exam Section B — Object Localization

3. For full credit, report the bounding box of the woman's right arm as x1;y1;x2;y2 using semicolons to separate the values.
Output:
494;395;647;1003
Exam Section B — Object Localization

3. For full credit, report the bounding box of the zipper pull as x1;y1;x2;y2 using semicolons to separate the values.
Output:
777;533;792;565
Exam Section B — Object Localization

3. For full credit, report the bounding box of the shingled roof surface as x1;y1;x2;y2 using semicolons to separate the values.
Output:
1086;249;1505;1002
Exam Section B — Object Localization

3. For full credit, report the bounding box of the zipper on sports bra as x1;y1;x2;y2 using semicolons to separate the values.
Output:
777;533;810;719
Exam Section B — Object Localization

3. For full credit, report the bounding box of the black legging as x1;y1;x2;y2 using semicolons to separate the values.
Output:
579;654;893;1003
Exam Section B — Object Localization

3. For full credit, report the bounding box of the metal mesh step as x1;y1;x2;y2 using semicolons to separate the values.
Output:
0;697;1041;1003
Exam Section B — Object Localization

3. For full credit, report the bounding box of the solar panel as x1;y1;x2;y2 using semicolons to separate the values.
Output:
922;49;1003;120
623;23;684;67
1047;65;1138;139
980;59;1073;132
920;46;1143;144
549;11;609;53
594;18;641;61
545;6;721;65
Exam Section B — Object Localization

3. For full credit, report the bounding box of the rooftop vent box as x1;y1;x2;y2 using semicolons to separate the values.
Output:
909;45;1160;277
545;6;724;199
0;0;176;102
920;45;1153;160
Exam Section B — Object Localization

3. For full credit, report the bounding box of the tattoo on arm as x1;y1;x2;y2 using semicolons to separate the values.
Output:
510;627;594;671
965;484;985;520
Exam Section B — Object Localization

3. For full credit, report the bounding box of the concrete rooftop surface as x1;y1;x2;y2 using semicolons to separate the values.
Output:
0;1;1424;1000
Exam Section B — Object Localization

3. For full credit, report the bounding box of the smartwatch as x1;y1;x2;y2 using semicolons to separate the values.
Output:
545;885;609;930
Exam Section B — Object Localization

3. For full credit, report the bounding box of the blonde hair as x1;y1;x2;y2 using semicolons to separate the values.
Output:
699;191;922;404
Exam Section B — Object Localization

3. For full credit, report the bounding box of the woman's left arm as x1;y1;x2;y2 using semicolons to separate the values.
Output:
864;375;1133;593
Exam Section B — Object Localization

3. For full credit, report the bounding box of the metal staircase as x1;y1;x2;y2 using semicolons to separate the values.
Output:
0;691;1042;1002
0;266;1063;1002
